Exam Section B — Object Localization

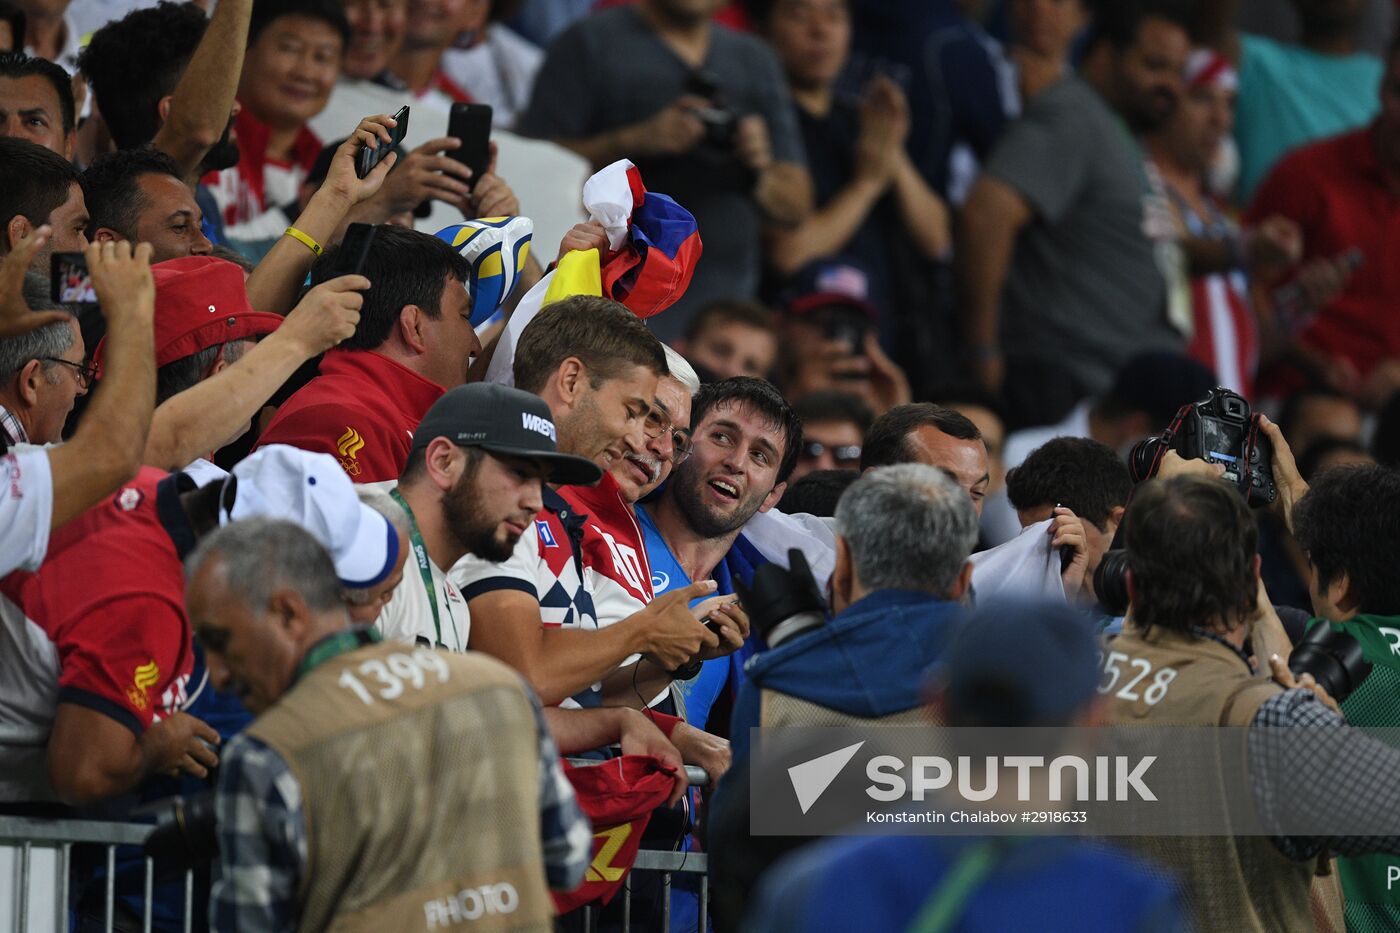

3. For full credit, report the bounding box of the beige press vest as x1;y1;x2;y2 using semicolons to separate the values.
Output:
1105;626;1320;933
246;640;555;933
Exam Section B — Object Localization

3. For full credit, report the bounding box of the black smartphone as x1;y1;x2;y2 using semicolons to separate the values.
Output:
339;223;378;277
823;308;872;381
447;102;493;189
356;105;410;179
50;252;96;305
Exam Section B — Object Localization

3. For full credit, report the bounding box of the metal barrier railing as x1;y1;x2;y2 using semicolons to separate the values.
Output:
0;815;183;933
2;763;715;933
576;849;710;933
564;759;714;932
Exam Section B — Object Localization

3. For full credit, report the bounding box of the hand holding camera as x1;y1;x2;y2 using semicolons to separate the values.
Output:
1255;414;1308;532
1271;653;1344;714
631;95;709;158
1;227;69;337
1128;387;1278;508
735;550;829;649
1098;388;1282;616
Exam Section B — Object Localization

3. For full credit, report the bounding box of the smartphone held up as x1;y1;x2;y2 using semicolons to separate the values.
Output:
448;103;493;190
50;252;96;305
356;105;411;179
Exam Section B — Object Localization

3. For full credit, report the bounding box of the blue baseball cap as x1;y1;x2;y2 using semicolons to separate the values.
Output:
930;599;1102;726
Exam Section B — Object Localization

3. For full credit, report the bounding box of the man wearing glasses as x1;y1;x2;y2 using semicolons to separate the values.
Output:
453;297;742;715
0;307;90;446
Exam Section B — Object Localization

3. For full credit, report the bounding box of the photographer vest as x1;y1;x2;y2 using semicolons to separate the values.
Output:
1104;626;1315;933
760;692;937;730
246;639;553;933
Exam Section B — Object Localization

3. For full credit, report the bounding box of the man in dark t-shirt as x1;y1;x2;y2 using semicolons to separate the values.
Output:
757;0;956;392
518;0;812;341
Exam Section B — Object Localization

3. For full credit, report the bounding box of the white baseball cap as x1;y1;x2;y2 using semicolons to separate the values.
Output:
219;445;400;588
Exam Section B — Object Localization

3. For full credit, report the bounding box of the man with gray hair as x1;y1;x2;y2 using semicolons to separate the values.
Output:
609;343;701;504
187;518;591;932
0;273;88;445
706;463;979;931
729;463;979;743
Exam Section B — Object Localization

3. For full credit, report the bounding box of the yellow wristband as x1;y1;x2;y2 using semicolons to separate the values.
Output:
284;226;323;256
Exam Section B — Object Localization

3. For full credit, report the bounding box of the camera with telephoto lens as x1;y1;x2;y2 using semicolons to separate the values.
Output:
1093;550;1132;619
138;792;220;866
1127;387;1277;508
1288;623;1372;704
735;550;829;649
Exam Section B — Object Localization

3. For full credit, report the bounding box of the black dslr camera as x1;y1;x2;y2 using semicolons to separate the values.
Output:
735;550;829;649
687;72;738;149
138;792;220;865
1096;388;1278;616
1288;623;1372;704
1127;387;1277;508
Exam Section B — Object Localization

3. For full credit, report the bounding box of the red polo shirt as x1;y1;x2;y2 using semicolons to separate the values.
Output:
0;469;195;748
1248;124;1400;378
255;349;445;483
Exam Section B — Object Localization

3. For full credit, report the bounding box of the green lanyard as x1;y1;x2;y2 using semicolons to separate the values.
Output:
904;841;1005;933
295;627;380;682
390;487;450;648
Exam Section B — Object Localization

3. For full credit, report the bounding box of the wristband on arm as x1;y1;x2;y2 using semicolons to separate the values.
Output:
642;710;681;739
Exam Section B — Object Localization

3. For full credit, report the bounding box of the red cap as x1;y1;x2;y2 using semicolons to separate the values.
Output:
94;256;284;371
781;259;879;320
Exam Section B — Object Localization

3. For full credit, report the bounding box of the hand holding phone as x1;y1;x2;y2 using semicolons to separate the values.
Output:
50;252;97;305
447;103;492;189
356;105;410;179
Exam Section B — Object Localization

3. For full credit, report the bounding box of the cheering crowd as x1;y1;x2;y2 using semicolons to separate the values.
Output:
4;0;1400;929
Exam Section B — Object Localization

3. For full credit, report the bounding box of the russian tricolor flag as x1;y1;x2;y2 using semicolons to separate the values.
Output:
484;160;704;385
595;161;703;319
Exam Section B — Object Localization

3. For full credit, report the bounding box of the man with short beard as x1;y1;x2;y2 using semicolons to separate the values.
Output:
961;0;1193;428
377;382;603;652
629;376;802;724
452;296;727;710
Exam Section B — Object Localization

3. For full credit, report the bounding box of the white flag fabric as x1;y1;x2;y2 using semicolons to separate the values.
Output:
968;519;1067;602
483;159;640;386
744;512;1067;606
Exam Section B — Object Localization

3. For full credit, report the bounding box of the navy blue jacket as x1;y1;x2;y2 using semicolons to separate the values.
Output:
730;589;958;759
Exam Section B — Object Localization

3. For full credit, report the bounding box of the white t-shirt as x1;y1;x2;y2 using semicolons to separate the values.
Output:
440;27;544;130
1002;399;1094;472
0;448;52;577
376;552;470;652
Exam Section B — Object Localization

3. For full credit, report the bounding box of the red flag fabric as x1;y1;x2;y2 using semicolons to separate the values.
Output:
552;755;682;913
597;165;703;320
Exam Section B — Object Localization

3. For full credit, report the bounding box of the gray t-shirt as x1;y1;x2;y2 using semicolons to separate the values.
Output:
985;75;1182;392
519;6;805;339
